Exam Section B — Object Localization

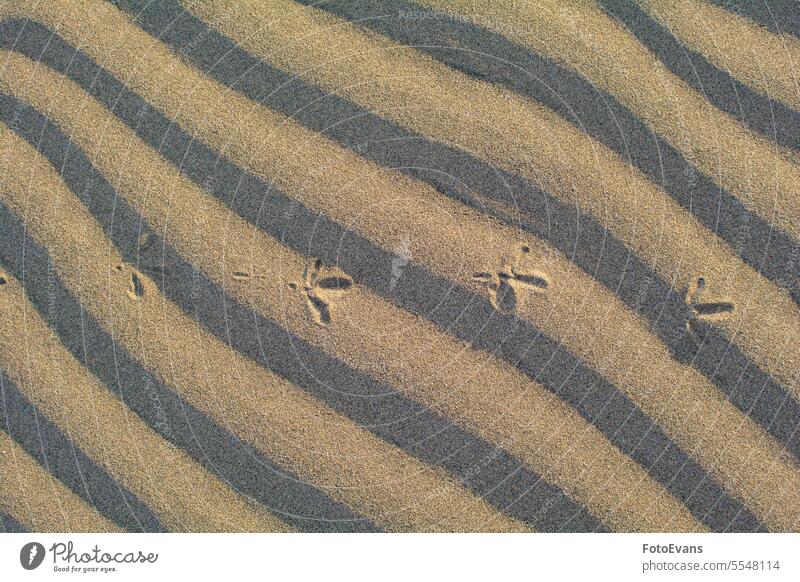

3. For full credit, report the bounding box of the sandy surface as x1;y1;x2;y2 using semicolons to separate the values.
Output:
0;0;798;532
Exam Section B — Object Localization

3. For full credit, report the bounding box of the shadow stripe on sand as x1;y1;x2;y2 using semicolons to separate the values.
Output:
91;0;800;418
1;371;166;532
281;0;800;301
0;512;26;533
4;75;708;532
125;0;800;411
707;0;800;39
0;11;792;532
1;16;800;472
0;209;377;533
407;0;800;251
22;44;791;529
600;0;800;150
114;0;800;307
0;430;119;532
0;116;603;534
3;15;795;469
0;77;769;530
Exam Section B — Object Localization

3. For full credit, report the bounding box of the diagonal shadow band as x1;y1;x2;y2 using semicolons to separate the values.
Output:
1;17;797;468
1;371;166;532
706;0;800;39
599;0;800;151
290;0;799;296
277;0;799;298
0;189;603;533
0;511;27;533
0;209;380;533
0;91;770;531
110;0;800;460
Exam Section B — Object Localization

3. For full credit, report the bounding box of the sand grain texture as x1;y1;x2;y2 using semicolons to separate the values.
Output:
0;53;706;532
0;125;525;533
0;430;120;532
0;0;798;532
180;0;800;406
638;0;800;111
0;266;292;532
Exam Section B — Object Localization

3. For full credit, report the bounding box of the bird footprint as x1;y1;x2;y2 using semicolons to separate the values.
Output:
685;277;735;341
115;265;146;300
473;247;549;315
289;258;353;325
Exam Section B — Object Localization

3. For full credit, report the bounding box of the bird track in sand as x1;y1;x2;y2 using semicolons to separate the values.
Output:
287;258;353;326
685;277;735;342
473;245;551;315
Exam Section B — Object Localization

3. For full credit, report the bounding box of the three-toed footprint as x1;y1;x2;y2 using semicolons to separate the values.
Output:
685;277;735;341
289;258;353;325
473;246;550;315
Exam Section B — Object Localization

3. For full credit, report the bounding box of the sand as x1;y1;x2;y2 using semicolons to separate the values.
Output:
0;53;707;532
175;0;800;406
639;0;800;111
19;0;796;528
0;268;292;532
0;0;797;532
417;0;800;235
0;430;119;532
0;124;525;533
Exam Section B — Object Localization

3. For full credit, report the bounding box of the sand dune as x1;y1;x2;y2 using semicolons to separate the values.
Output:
638;0;800;111
0;430;119;532
0;0;797;532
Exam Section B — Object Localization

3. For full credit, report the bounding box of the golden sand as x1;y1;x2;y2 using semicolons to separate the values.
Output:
417;0;800;236
6;0;796;404
0;0;796;529
0;55;709;532
0;429;120;532
0;270;292;532
640;0;800;111
0;126;525;533
174;0;800;402
2;0;799;532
